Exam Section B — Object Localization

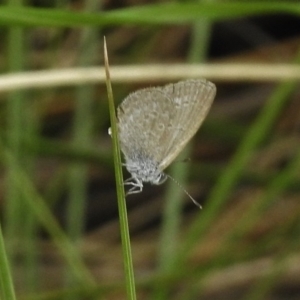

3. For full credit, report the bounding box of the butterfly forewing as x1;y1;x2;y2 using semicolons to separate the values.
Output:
117;88;179;165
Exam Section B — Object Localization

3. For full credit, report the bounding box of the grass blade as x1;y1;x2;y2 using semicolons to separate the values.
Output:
104;37;136;300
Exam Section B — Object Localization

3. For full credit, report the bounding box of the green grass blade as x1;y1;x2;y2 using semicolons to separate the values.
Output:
155;10;213;299
0;3;299;27
66;0;99;295
5;0;28;291
104;38;136;300
0;222;16;300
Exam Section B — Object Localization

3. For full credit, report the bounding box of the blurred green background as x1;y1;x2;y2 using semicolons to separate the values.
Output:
0;1;300;300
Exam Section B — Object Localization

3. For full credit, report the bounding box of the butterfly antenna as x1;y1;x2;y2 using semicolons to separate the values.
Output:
166;174;202;209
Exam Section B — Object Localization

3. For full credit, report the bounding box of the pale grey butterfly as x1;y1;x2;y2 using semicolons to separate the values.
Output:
112;79;216;207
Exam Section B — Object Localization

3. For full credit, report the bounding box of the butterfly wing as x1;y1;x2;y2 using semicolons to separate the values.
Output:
117;87;178;167
158;79;216;170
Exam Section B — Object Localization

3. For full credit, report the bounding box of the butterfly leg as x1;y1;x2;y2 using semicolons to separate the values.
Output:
124;177;143;195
